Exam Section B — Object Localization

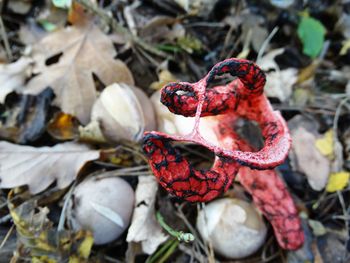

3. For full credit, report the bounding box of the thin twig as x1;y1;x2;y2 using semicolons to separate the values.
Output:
333;97;349;138
57;182;77;232
178;243;207;263
175;204;208;255
0;16;12;60
97;171;152;178
103;255;124;263
0;214;12;224
136;45;160;67
319;40;330;60
74;0;169;59
199;203;215;263
0;224;14;251
237;28;252;59
184;22;225;28
119;144;149;163
331;97;349;172
336;191;350;261
220;25;235;59
273;104;337;115
332;215;350;220
94;165;151;179
257;26;279;63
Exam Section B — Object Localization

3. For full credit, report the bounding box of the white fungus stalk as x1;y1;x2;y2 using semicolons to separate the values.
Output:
151;89;195;136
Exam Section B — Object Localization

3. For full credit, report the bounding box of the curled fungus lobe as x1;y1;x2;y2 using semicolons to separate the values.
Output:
142;58;304;250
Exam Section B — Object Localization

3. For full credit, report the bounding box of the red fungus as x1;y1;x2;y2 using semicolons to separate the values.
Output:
142;58;304;250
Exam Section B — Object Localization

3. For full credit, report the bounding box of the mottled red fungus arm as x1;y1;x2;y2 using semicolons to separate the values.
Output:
239;167;304;250
215;114;304;250
143;132;238;202
159;59;291;169
142;58;304;250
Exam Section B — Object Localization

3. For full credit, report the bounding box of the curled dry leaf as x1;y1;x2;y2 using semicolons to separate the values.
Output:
47;112;80;140
8;190;94;261
0;141;99;194
150;69;178;91
241;13;268;53
26;23;134;124
126;176;168;254
174;0;217;17
290;126;330;191
6;0;31;14
0;88;54;144
258;48;298;102
264;68;298;101
19;21;48;45
0;57;32;103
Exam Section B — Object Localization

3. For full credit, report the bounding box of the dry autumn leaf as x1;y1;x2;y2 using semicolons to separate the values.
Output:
8;190;94;262
258;48;298;102
126;176;168;254
290;126;330;191
0;57;32;103
26;23;134;124
0;88;54;144
47;112;79;140
0;141;99;194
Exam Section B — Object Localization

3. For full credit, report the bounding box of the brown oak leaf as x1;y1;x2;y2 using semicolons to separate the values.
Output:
0;141;99;194
26;23;134;124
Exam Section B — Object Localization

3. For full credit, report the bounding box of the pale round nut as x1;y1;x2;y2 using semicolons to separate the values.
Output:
196;198;267;259
91;83;156;142
70;176;135;245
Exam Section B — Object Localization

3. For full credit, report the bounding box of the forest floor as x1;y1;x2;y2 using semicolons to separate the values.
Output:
0;0;350;262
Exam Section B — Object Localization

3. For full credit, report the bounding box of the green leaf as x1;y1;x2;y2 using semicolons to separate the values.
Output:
37;20;57;32
297;16;326;58
52;0;72;9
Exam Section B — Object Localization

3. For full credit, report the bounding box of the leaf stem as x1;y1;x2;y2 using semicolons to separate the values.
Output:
157;239;179;263
156;211;195;243
146;239;178;263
